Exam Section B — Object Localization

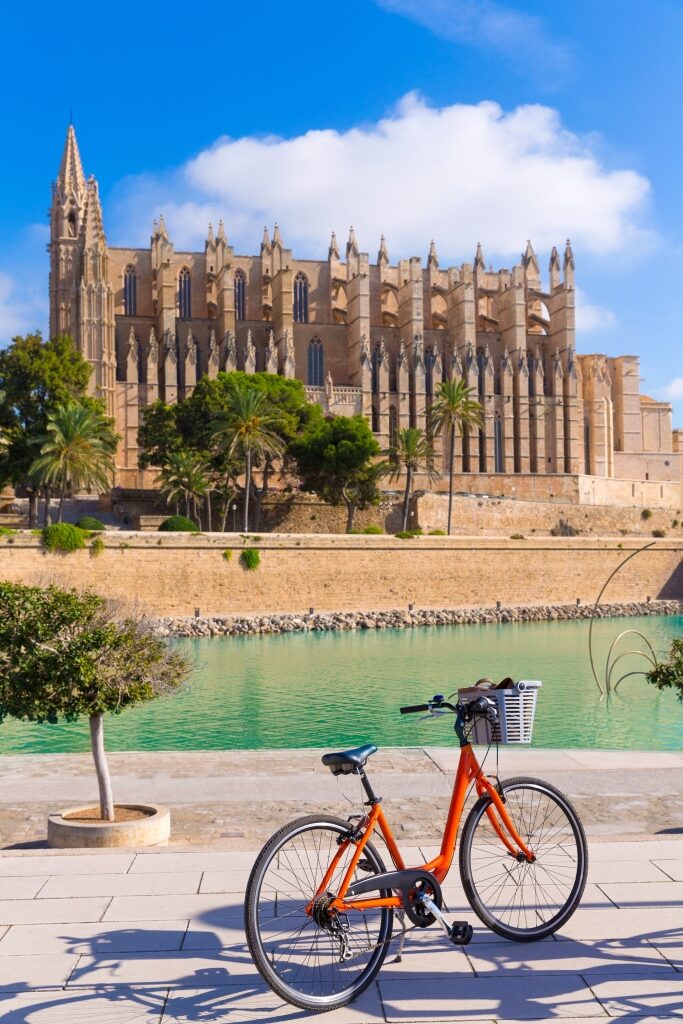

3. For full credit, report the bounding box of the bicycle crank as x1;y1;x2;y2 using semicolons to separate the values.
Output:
415;893;473;946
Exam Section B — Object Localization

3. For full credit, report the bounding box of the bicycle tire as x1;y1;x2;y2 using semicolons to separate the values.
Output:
244;814;394;1012
459;776;588;941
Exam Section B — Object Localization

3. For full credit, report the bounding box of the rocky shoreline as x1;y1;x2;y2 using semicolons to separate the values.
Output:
151;599;683;637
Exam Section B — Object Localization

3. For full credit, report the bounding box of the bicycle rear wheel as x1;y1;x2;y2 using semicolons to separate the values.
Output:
459;776;587;941
244;814;394;1012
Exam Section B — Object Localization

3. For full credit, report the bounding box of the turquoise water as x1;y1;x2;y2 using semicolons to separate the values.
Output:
1;615;682;754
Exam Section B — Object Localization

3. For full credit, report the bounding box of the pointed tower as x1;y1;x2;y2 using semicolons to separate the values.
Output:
77;175;116;414
377;236;389;267
49;124;88;339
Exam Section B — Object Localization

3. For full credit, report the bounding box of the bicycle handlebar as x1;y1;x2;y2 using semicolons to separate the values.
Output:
400;693;497;719
399;703;431;715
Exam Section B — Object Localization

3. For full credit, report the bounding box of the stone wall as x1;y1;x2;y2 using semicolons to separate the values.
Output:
417;493;683;537
1;533;681;617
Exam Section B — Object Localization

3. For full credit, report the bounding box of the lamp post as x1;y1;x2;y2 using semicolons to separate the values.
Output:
232;503;237;532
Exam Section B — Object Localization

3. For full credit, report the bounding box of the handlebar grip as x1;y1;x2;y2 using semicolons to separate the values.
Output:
400;703;430;715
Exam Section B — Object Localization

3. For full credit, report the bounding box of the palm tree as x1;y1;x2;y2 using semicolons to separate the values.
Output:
211;386;285;531
156;451;209;525
30;403;117;522
429;379;483;535
382;426;439;531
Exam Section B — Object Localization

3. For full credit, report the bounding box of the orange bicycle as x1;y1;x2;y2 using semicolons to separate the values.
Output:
245;688;588;1012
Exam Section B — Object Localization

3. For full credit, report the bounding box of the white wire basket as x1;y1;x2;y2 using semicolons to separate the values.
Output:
458;680;542;744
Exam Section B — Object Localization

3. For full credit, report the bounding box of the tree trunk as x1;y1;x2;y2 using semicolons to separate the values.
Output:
447;422;455;536
43;486;52;527
28;490;39;529
184;496;190;518
89;713;115;821
58;481;67;523
252;457;271;532
345;499;356;533
205;491;212;532
243;451;251;531
402;467;412;531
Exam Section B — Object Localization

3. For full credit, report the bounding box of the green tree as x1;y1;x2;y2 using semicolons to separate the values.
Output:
0;334;92;526
155;450;209;525
0;582;191;821
30;402;118;523
290;415;381;531
382;426;439;531
429;379;483;534
211;384;286;531
137;401;184;471
647;639;683;701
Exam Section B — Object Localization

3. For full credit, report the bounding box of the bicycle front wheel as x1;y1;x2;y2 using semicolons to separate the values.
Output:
459;776;588;941
244;814;393;1012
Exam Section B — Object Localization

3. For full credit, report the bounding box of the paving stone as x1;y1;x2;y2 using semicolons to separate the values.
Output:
651;858;683;881
160;980;385;1022
181;922;246;952
379;974;605;1020
589;972;683;1017
586;840;683;862
0;987;166;1023
0;854;135;876
381;929;473;978
0;897;110;926
0;920;189;956
554;906;683;942
103;893;244;924
70;949;258;987
467;938;671;976
0;877;47;900
130;852;257;873
598;881;683;908
0;953;79;991
39;871;202;900
587;860;671;883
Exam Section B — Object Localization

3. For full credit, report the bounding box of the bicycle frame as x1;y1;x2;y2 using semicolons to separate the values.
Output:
312;743;535;915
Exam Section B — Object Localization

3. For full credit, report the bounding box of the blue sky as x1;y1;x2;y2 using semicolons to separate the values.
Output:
1;0;681;424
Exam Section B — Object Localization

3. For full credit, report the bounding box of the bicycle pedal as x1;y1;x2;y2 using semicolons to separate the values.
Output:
448;921;473;946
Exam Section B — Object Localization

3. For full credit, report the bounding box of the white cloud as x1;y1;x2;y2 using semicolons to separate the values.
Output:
110;94;653;272
0;270;46;341
662;377;683;400
376;0;572;80
574;288;617;332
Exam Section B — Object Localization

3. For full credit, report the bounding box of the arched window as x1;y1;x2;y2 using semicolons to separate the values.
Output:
425;347;435;398
234;270;246;321
371;346;380;394
584;419;591;475
494;414;504;473
477;349;486;398
178;268;191;319
389;406;398;449
293;272;309;324
308;337;324;386
479;428;486;473
67;211;77;238
123;265;137;317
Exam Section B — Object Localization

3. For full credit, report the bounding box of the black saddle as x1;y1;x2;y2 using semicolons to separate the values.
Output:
322;744;378;776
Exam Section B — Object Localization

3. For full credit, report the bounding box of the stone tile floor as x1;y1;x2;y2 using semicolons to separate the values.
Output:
2;838;683;1022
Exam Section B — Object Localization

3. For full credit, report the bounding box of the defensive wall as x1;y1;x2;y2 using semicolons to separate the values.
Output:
1;534;681;617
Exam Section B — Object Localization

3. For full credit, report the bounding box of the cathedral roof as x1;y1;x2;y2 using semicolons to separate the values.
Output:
58;124;86;197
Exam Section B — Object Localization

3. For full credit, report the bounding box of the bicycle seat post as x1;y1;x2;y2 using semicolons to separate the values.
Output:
357;766;380;805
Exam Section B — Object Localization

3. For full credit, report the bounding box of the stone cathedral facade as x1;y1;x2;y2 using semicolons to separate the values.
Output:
49;126;681;504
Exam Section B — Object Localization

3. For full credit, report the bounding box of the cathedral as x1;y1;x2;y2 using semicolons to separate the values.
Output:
49;125;681;506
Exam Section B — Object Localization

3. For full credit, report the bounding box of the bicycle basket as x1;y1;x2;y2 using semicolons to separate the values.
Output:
458;680;542;744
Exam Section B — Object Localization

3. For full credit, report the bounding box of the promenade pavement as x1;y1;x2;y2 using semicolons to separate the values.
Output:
1;748;683;1021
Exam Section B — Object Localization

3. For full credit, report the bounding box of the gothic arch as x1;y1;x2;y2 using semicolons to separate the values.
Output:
234;269;246;321
178;267;191;319
307;336;324;386
293;272;309;324
123;265;137;317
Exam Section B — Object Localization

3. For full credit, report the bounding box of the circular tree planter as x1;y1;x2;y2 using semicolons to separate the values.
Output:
48;803;170;848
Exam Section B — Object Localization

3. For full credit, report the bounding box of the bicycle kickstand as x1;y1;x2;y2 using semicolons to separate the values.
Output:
415;893;473;946
393;909;407;962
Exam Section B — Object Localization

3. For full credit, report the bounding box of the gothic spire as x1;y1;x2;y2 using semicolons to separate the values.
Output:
206;223;215;244
346;225;359;258
81;178;106;247
260;225;272;254
157;213;169;241
522;239;539;273
328;231;339;259
377;235;389;266
272;222;283;248
563;238;575;272
474;242;485;271
549;245;561;288
57;123;86;197
428;240;439;269
217;220;227;244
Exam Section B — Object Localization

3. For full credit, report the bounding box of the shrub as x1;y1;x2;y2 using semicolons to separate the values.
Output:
240;547;260;570
550;518;579;537
158;515;199;533
0;527;17;537
652;528;666;538
641;508;653;520
76;516;105;531
361;525;383;535
428;529;446;536
90;536;105;558
42;523;86;552
647;638;683;702
673;519;679;528
222;549;233;562
395;530;417;540
0;582;191;820
510;533;526;540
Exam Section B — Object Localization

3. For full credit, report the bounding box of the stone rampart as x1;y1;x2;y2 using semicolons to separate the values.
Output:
0;533;681;617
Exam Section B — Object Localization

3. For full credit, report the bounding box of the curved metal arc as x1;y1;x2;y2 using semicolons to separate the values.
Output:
613;669;653;692
587;541;656;695
606;650;658;692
